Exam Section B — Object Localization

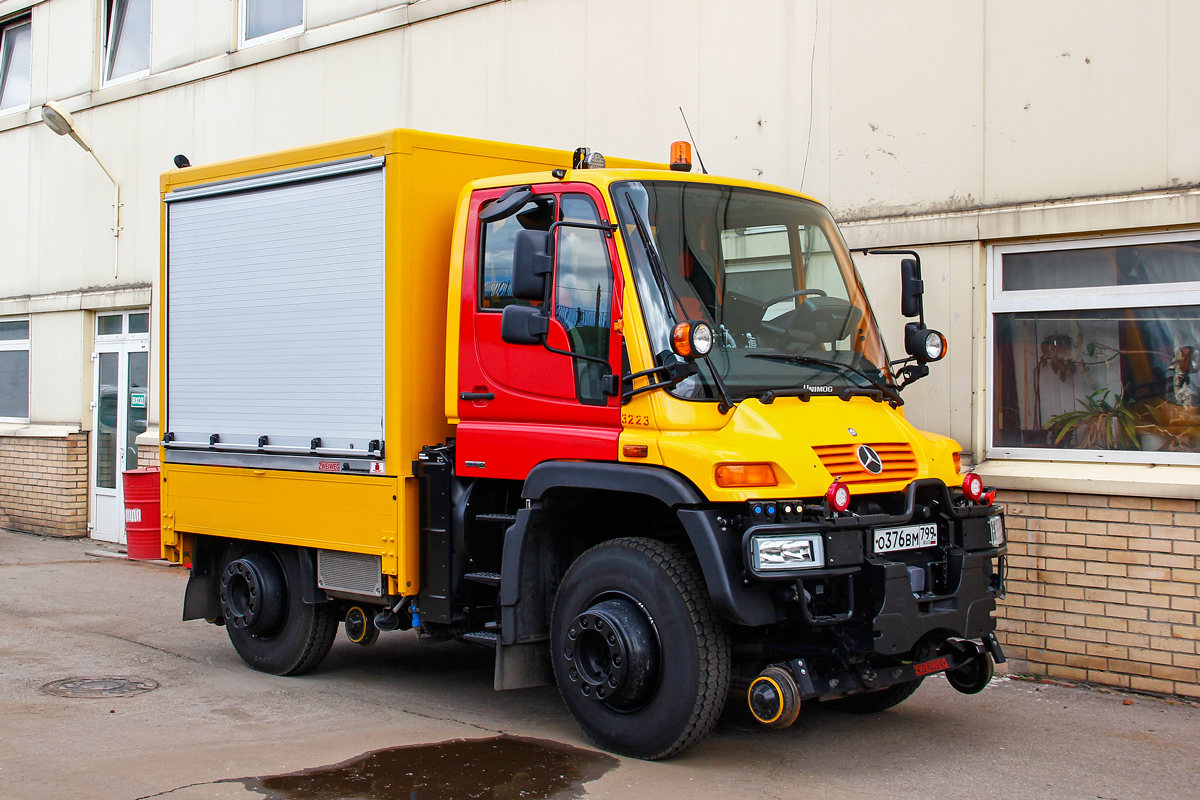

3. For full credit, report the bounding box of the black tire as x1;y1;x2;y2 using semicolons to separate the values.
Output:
220;543;338;676
826;678;923;713
551;538;730;760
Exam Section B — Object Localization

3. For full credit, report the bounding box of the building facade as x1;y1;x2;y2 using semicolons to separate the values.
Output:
1;0;1197;695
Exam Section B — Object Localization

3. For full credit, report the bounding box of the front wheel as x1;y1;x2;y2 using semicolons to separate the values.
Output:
220;543;338;676
551;538;730;760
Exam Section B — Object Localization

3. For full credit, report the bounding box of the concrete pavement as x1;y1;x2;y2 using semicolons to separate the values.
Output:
0;530;1196;800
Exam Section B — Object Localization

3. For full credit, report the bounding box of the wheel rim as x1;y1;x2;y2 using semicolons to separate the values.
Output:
220;554;287;637
564;597;659;710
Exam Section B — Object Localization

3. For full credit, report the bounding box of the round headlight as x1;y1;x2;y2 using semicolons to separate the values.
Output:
691;322;714;356
924;330;945;361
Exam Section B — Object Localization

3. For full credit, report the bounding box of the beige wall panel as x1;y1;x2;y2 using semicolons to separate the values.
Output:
151;0;235;75
29;311;86;424
828;0;983;219
318;31;405;141
307;0;385;31
43;0;93;101
982;1;1170;204
251;54;327;153
0;126;37;296
1166;0;1200;185
859;244;975;449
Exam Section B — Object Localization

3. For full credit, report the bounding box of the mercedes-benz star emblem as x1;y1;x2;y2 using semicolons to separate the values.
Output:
856;444;883;475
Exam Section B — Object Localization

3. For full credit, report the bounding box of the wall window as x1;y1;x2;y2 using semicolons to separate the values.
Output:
241;0;304;46
0;16;31;112
103;0;151;84
0;319;30;421
988;231;1200;464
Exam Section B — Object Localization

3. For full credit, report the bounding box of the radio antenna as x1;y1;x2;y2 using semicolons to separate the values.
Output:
678;107;708;174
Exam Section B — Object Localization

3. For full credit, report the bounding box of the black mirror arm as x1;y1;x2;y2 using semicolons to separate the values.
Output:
620;359;699;402
854;247;925;327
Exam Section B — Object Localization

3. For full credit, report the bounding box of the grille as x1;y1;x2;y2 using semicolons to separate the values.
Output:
811;442;918;486
317;549;383;597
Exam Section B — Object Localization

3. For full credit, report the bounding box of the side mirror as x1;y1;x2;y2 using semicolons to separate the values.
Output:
900;258;923;319
905;322;946;363
512;229;553;301
479;185;533;223
501;305;549;345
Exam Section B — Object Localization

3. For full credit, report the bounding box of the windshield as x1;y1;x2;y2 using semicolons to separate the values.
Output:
612;180;893;402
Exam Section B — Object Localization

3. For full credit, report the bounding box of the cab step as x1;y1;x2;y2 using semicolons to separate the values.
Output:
462;631;498;648
464;571;501;587
475;513;518;523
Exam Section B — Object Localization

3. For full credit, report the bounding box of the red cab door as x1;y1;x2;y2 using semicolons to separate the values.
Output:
456;183;624;480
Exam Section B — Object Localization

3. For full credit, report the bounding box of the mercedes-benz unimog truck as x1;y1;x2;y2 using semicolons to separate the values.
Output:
159;129;1006;760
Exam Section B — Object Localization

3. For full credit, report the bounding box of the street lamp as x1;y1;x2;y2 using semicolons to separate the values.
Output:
40;100;122;278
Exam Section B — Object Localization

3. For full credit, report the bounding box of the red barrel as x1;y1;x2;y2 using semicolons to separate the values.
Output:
123;467;162;560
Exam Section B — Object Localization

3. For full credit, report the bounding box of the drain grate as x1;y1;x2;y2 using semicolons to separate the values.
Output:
41;676;158;698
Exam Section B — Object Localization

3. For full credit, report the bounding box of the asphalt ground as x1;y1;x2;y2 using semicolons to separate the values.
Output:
1;530;1197;800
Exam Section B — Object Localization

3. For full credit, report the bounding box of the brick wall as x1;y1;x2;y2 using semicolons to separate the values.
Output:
0;433;89;537
996;489;1200;699
136;444;159;470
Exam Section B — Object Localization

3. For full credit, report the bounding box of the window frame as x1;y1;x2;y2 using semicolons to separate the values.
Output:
239;0;305;48
100;0;152;87
0;316;31;423
986;229;1200;466
0;15;32;115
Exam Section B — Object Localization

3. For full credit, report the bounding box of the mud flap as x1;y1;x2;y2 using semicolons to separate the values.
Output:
495;641;553;690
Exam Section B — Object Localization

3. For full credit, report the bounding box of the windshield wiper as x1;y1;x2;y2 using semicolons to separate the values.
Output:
742;353;903;406
622;193;737;414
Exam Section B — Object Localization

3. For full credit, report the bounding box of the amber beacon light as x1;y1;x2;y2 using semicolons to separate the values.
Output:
670;141;692;172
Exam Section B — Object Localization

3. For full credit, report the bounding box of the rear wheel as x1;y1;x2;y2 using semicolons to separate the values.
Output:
220;544;338;675
550;538;730;760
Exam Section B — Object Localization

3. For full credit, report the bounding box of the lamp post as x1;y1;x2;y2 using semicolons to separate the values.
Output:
40;100;122;279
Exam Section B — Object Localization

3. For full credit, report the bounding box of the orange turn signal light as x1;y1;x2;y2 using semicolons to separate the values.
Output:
715;463;778;488
670;141;692;172
953;451;962;473
622;444;649;459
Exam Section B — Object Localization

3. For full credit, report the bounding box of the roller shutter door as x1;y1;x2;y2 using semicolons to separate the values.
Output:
165;158;385;456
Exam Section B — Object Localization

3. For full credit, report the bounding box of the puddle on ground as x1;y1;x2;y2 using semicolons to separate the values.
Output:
239;735;617;800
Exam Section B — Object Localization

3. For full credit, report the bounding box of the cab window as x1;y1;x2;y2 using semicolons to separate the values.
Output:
555;193;614;405
479;196;556;310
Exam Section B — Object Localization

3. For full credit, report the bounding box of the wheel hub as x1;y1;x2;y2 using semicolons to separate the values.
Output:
220;554;286;636
565;598;658;708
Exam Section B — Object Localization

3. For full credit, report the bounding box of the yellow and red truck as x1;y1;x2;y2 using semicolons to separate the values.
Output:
159;129;1006;759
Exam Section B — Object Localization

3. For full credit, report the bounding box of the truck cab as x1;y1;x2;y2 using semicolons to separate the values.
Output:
161;132;1005;761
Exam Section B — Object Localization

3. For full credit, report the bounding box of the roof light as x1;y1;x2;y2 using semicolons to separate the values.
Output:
670;141;692;172
715;463;777;488
826;480;851;512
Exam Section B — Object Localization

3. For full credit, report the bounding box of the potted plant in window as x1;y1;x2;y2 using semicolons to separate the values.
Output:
1044;388;1139;450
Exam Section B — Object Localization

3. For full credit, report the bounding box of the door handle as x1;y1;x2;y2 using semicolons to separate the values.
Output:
460;391;495;401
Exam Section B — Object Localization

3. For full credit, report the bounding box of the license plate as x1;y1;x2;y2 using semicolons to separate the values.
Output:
873;523;938;554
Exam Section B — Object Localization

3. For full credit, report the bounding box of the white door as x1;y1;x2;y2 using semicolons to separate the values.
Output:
91;311;151;544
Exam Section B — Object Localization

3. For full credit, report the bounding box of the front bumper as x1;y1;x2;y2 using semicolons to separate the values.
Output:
681;479;1006;655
